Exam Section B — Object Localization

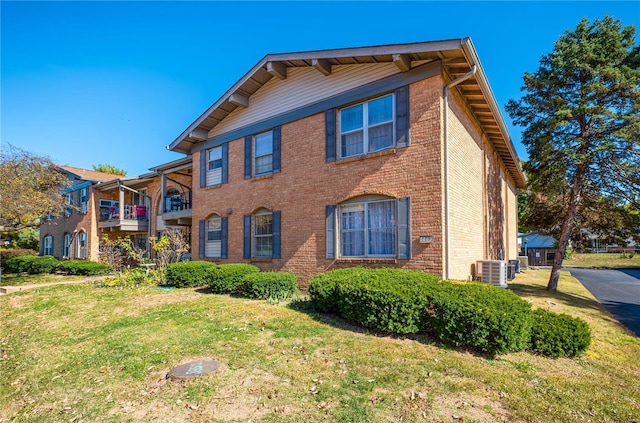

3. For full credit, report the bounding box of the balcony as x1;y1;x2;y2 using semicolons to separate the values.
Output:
99;204;149;232
163;194;192;226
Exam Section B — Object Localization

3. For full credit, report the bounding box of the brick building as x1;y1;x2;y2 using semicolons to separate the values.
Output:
167;39;526;283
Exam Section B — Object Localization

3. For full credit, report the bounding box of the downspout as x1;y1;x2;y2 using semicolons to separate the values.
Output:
443;64;477;280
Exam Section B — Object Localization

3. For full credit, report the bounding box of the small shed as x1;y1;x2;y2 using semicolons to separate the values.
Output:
519;233;557;266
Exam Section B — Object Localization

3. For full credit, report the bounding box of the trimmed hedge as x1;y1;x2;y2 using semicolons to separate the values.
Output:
529;308;591;357
1;249;38;264
242;271;299;300
58;260;113;276
207;263;260;294
3;255;37;273
166;261;217;288
427;283;533;355
28;256;61;274
309;268;444;334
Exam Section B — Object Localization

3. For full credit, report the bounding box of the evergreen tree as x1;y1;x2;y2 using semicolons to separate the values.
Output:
507;16;640;290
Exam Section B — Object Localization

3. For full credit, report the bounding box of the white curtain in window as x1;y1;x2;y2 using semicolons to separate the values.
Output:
368;123;393;152
368;201;396;255
340;204;365;256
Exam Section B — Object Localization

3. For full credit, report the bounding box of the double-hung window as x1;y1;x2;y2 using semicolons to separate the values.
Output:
64;193;73;217
80;188;88;213
63;233;71;258
340;94;394;158
254;131;273;176
77;231;87;259
254;212;273;258
206;217;222;258
43;235;53;256
200;143;228;188
340;199;396;257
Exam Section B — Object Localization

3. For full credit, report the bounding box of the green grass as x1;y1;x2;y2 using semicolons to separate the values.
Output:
0;273;96;287
563;252;640;268
1;271;639;422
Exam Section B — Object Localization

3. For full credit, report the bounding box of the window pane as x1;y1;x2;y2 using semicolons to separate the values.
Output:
368;201;396;255
207;218;222;241
255;236;273;257
368;122;393;152
255;132;273;157
255;155;273;175
340;104;363;133
341;131;364;157
209;147;222;161
368;95;393;125
255;214;273;236
340;204;365;256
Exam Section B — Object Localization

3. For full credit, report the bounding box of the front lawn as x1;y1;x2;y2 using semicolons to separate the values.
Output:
563;252;640;268
1;270;639;422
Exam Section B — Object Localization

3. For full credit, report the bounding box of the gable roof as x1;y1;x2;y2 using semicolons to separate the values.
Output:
57;165;122;183
168;38;525;188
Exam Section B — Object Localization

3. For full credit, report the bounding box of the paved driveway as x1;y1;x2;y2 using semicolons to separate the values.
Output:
566;268;640;337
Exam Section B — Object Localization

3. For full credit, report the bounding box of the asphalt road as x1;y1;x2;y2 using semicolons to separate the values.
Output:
566;268;640;337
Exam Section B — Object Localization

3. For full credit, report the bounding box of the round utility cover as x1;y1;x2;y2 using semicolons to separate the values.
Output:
167;359;221;381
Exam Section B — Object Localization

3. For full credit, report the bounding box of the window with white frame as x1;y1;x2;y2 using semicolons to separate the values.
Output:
63;233;71;258
254;212;273;258
77;231;87;259
254;131;273;175
207;146;223;186
206;216;222;258
340;94;394;158
339;199;396;257
64;193;73;217
43;235;53;256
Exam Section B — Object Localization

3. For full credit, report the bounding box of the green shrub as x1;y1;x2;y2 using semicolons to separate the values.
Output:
334;268;444;334
1;249;38;265
27;256;60;274
207;263;260;293
427;282;533;355
3;255;37;273
166;261;217;288
242;271;299;301
308;268;360;312
529;308;591;357
58;260;113;276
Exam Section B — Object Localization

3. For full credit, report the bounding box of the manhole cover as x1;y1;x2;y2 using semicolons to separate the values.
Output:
167;359;221;381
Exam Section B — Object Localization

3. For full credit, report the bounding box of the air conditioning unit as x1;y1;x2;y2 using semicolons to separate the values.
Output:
476;260;507;287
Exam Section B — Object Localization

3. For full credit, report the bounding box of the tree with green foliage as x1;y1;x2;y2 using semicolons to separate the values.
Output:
92;163;127;176
507;16;640;290
0;144;72;232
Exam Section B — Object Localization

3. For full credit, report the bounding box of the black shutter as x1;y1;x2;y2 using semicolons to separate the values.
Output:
272;211;281;259
199;219;206;259
243;215;251;259
221;217;228;258
221;143;229;184
326;205;337;259
272;126;281;174
395;86;410;148
397;197;411;259
200;150;207;188
325;109;337;162
244;136;252;179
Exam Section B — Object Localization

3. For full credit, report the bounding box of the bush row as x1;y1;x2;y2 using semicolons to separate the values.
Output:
308;268;590;357
165;261;299;301
2;255;113;276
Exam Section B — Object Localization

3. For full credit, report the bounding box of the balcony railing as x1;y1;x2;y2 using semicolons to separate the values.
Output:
100;205;148;222
164;194;191;213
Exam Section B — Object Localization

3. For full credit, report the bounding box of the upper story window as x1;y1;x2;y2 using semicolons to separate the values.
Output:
201;143;228;188
340;94;394;158
80;188;88;213
64;193;73;217
254;131;273;175
244;127;281;179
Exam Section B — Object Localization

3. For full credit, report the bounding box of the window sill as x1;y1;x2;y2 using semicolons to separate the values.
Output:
335;257;398;264
250;173;273;181
336;148;398;165
251;258;273;263
204;183;223;189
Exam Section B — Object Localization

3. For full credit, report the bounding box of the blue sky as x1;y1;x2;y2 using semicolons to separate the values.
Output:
2;1;639;176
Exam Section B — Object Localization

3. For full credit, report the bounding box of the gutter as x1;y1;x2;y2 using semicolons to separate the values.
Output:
443;64;477;280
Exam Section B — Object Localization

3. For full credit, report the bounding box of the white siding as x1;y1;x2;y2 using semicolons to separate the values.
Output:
156;215;167;231
210;63;401;138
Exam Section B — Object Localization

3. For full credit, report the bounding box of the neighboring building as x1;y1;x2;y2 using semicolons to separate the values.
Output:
167;39;526;283
39;161;193;261
518;232;556;266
